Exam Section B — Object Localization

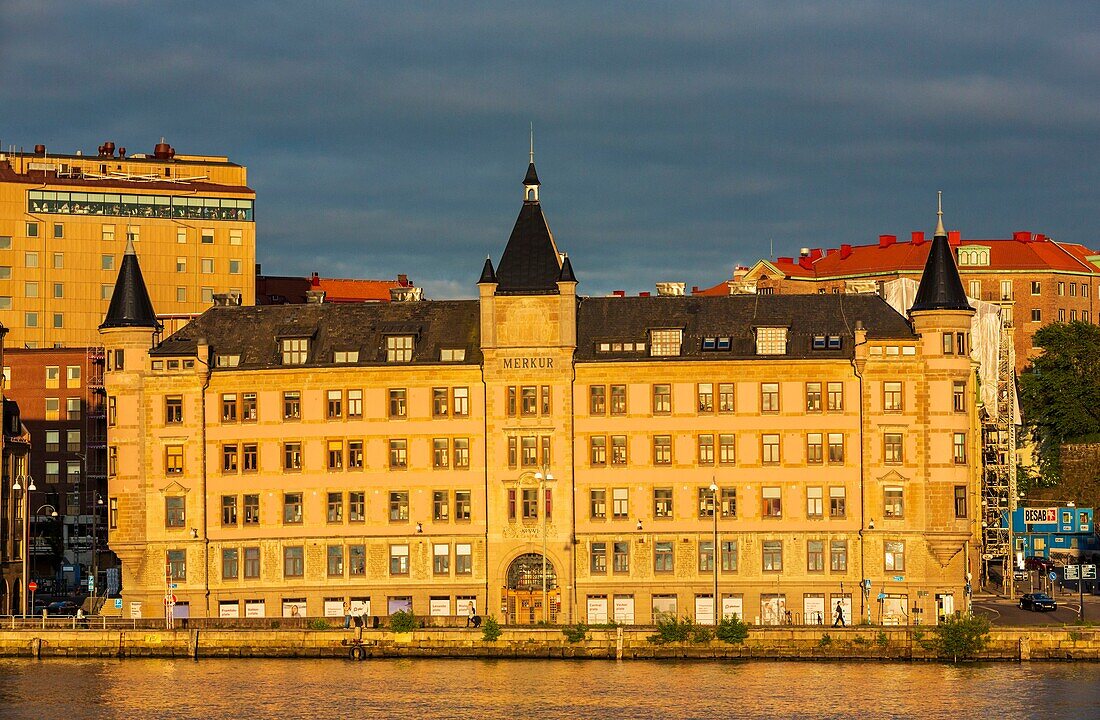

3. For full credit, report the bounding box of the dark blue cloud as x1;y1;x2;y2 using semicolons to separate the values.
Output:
3;1;1099;297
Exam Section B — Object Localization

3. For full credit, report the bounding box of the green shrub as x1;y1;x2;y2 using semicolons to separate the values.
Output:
876;631;889;648
307;619;330;631
852;635;868;646
715;616;750;644
932;614;991;662
819;633;832;647
648;616;694;644
691;626;713;644
482;615;502;642
562;622;589;643
388;610;419;633
912;629;925;642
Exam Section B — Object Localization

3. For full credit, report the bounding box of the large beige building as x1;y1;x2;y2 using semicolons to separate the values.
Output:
1;140;255;348
101;163;980;626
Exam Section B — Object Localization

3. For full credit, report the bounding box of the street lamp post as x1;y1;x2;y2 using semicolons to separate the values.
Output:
30;502;59;615
535;466;555;623
12;474;36;616
710;482;719;624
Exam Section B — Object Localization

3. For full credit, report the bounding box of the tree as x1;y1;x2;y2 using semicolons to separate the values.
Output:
1018;321;1100;485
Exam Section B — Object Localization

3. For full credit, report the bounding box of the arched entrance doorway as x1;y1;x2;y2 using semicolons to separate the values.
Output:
503;553;558;625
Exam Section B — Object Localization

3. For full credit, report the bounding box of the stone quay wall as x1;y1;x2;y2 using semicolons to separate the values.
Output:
2;626;1100;661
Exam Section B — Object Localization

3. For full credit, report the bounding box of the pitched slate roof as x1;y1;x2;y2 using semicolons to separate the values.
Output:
576;293;915;361
495;163;562;294
100;240;162;331
910;232;973;313
151;300;481;368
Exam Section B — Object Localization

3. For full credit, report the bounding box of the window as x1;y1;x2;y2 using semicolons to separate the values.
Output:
521;436;537;467
222;444;239;472
284;546;304;578
761;383;780;413
590;489;607;519
327;492;344;523
697;434;715;465
222;394;238;422
884;433;903;464
807;487;823;518
762;540;783;571
1058;281;1065;296
283;391;301;420
200;228;215;244
454;438;470;469
433;544;450;575
281;338;309;365
590;542;607;573
521;386;537;415
653;435;672;465
328;546;345;577
763;487;782;517
349;492;365;522
242;444;258;472
166;446;184;475
433;490;450;521
717;540;737;573
26;221;39;237
720;487;736;518
806;433;823;464
386;335;414;362
883;382;903;412
953;381;966;412
229;259;242;274
327;390;343;419
884;541;905;572
507;387;517;417
25;281;39;299
884;487;904;518
762;434;780;464
45;462;60;484
805;382;822;412
953;432;967;464
755;327;788;355
221;496;238;526
242;392;257;421
654;488;673;518
603;385;626;416
432;388;449;417
222;549;239;580
165;396;183;424
715;383;734;414
283;442;302;471
650;329;683;356
243;495;259;525
605;435;626;466
612;487;629;518
25;312;38;328
456;543;472;574
44;397;59;420
167;550;186;581
1031;309;1042;323
389;388;407;418
165;496;186;527
389;491;409;521
1031;281;1041;295
655;541;674;573
284;493;303;523
698;540;714;572
455;490;472;521
453;387;469;416
827;382;843;411
652;384;671;414
440;348;465;362
53;282;64;299
433;438;450;469
239;547;259;579
613;541;630;573
829;487;846;518
827;433;844;463
807;541;824;572
201;287;214;304
831;540;848;571
347;389;363;418
590;385;606;415
697;383;714;413
590;436;607;466
201;258;214;274
954;486;968;518
108;396;117;426
46;429;60;452
389;439;407;469
322;439;342;470
63;397;80;421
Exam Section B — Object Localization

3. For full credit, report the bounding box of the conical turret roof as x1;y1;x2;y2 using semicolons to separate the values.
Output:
910;196;972;313
100;239;162;330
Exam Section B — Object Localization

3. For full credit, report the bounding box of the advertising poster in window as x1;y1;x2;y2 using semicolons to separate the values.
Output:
129;601;142;619
721;595;743;622
760;594;786;625
245;600;266;618
430;597;451;617
282;600;306;618
881;594;908;625
387;597;412;615
830;595;852;625
587;595;608;624
652;595;677;621
612;595;635;624
803;595;826;625
455;597;475;617
323;600;344;617
694;595;716;625
219;601;240;618
350;598;371;616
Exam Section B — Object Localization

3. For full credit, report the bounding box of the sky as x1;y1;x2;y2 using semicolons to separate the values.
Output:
3;1;1100;298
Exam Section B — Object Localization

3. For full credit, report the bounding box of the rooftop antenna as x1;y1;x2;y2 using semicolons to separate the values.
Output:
935;190;945;236
529;122;534;165
769;238;774;258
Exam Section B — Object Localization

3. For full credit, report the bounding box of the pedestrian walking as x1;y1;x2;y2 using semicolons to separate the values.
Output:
343;600;352;629
833;601;845;627
465;602;476;628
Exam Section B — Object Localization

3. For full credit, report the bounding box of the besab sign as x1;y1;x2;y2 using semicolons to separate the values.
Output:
1023;508;1057;524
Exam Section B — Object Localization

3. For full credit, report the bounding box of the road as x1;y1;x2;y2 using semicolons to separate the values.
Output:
973;588;1100;626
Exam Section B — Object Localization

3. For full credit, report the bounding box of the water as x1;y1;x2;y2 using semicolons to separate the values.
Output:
1;658;1099;719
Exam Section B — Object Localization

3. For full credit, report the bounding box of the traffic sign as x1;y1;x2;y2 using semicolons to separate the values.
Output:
87;577;95;591
28;581;37;593
1084;565;1097;580
114;599;123;609
1065;565;1080;580
169;583;178;589
1049;571;1058;581
164;594;177;605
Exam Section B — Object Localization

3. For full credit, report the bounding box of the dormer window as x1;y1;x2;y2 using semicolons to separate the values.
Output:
215;354;240;368
386;335;414;363
755;327;788;355
440;348;466;362
649;329;683;357
281;338;309;365
702;336;731;351
334;350;359;363
812;335;843;351
957;246;990;267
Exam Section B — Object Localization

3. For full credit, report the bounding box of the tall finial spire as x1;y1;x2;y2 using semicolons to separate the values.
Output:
935;190;946;237
529;122;534;165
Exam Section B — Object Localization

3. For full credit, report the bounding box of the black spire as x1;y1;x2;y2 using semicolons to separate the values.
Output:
100;239;162;330
557;254;576;283
523;162;540;188
495;161;562;294
478;256;497;284
910;194;972;313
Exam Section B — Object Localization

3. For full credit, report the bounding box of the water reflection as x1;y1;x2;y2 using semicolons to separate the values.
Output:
1;658;1099;719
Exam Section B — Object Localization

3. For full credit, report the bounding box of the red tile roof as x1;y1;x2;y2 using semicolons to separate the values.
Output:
256;274;411;305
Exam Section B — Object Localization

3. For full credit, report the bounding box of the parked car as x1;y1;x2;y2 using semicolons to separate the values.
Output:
45;601;80;616
1024;557;1054;572
1020;593;1057;612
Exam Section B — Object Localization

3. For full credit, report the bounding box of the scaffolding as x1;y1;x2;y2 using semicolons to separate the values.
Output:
981;305;1018;594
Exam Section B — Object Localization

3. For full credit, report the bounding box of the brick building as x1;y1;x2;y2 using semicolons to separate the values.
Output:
256;271;416;305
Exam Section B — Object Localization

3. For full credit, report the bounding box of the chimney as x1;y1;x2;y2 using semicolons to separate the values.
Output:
691;285;700;294
798;256;813;271
612;290;625;297
778;256;793;265
1035;233;1046;242
397;274;409;287
839;244;852;259
948;230;961;246
911;231;925;246
639;291;651;297
1013;231;1032;242
878;234;896;248
33;144;46;155
656;282;685;297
